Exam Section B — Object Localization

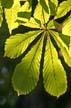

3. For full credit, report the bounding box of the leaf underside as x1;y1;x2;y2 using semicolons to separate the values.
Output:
43;36;67;97
4;30;43;58
3;0;71;98
12;36;43;95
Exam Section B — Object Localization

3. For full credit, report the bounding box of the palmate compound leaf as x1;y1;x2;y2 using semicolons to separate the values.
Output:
0;0;3;27
4;0;20;34
12;36;44;95
4;30;43;58
49;30;71;67
54;1;71;19
43;36;67;97
62;15;71;36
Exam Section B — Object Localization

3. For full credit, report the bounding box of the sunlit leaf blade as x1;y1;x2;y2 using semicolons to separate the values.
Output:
39;0;49;13
67;0;71;4
43;36;67;97
55;1;71;19
69;37;71;55
0;1;3;27
47;20;59;30
12;36;43;95
17;17;41;28
59;33;70;47
4;30;43;58
49;0;58;16
34;2;50;25
49;30;71;67
4;0;20;34
62;15;71;36
17;1;32;22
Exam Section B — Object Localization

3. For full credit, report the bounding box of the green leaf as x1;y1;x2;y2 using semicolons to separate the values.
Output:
1;0;13;8
17;1;32;22
39;0;49;13
0;1;3;27
59;33;70;47
12;36;43;95
69;37;71;55
49;0;58;16
55;1;71;19
43;36;67;97
47;20;59;30
49;30;71;67
67;0;71;4
4;30;43;58
34;2;50;25
17;17;41;29
62;15;71;36
4;0;20;34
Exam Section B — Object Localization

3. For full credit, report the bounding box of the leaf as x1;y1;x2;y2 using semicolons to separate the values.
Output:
34;2;50;25
4;0;20;34
59;33;70;47
43;36;67;97
17;17;41;29
47;20;59;30
1;0;13;8
39;0;49;13
48;0;58;16
17;1;32;22
67;0;71;4
55;1;71;19
4;30;43;58
49;30;71;67
0;1;3;27
69;37;71;55
12;36;43;95
62;15;71;36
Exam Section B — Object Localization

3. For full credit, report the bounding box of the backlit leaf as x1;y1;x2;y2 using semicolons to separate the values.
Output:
4;30;43;58
49;30;71;67
12;36;43;95
59;33;70;47
49;0;58;16
17;1;32;22
34;2;50;25
17;17;41;28
69;37;71;55
47;20;59;29
43;36;67;97
55;1;71;19
4;0;20;34
39;0;49;14
62;15;71;36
